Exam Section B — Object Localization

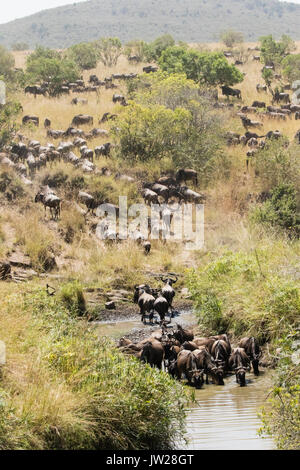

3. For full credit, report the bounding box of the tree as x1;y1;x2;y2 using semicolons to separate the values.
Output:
220;30;244;49
94;37;122;67
124;39;148;63
145;34;175;61
282;54;300;83
67;43;98;70
159;47;244;87
0;100;22;148
259;35;296;67
112;97;224;183
26;47;79;96
0;45;15;80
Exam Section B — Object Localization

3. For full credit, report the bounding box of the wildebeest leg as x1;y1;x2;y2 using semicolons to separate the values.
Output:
149;309;155;324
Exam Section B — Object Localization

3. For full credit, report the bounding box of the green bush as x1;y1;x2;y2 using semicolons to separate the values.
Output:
159;47;244;86
0;288;189;449
259;331;300;449
220;30;244;48
259;34;296;67
251;184;300;237
67;43;98;70
26;47;80;96
145;34;175;62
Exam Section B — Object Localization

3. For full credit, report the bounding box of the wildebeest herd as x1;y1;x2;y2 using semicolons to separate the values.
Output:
119;322;261;388
125;278;261;388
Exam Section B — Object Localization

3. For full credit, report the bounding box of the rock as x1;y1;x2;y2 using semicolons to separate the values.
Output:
8;253;31;268
105;301;116;310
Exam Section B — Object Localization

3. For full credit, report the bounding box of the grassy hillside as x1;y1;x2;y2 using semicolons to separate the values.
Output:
0;39;299;448
0;0;300;49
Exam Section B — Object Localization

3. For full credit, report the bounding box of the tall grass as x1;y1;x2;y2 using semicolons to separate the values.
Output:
0;283;189;449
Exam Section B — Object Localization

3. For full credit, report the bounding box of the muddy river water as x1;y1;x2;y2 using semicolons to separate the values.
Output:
96;309;275;450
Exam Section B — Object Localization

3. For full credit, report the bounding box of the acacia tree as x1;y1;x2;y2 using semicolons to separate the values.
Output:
25;47;80;96
220;30;244;49
260;34;296;67
94;37;122;67
159;47;244;87
124;40;148;63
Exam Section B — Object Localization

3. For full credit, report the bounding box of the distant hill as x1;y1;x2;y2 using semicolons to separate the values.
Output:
0;0;300;49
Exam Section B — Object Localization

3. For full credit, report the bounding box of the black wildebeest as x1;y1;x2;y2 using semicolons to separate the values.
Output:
238;337;261;375
221;86;242;99
176;168;198;186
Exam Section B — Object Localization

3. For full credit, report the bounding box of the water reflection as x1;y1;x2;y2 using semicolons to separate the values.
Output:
181;371;274;450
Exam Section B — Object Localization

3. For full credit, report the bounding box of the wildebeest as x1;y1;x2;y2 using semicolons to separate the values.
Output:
24;85;46;97
71;97;88;105
229;348;251;386
141;340;164;369
256;84;267;92
72;114;93;126
112;94;126;104
142;188;159;205
152;293;170;325
211;339;231;373
221;86;242;99
35;187;61;220
161;275;177;311
176;168;198;185
95;143;111;158
134;286;155;323
238;337;261;375
272;91;290;104
99;112;117;123
143;65;158;73
173;324;194;343
193;347;224;385
44;118;51;128
176;350;204;388
241;116;263;129
78;191;99;215
22;115;39;127
252;101;266;108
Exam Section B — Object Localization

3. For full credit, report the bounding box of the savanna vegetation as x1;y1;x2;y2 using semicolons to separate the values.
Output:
0;30;300;450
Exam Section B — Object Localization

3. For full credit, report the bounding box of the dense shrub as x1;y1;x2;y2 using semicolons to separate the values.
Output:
251;184;300;237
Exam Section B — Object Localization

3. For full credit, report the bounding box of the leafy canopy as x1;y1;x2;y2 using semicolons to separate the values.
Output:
25;47;80;96
159;46;244;86
282;54;300;83
94;37;122;67
67;42;98;70
259;34;296;67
